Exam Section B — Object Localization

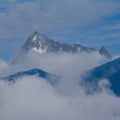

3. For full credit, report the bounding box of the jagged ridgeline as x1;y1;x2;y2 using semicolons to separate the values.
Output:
22;31;96;53
13;31;112;64
24;32;112;57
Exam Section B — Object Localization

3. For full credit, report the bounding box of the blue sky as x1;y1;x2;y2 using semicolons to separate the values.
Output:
0;0;120;62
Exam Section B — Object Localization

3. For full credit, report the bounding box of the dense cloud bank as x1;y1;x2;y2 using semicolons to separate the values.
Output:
0;52;120;120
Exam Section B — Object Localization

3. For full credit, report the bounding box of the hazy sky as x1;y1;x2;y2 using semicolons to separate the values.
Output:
0;0;120;61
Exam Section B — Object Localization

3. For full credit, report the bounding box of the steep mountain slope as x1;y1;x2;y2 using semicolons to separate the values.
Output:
13;31;112;64
82;58;120;96
1;68;60;86
22;31;97;54
99;47;112;59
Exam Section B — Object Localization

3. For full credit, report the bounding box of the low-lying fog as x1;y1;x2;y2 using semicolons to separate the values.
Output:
0;52;120;120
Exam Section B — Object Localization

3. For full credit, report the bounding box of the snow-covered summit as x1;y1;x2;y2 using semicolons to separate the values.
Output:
22;31;96;54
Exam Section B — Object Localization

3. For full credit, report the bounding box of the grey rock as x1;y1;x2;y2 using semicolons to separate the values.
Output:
22;31;96;54
99;47;112;59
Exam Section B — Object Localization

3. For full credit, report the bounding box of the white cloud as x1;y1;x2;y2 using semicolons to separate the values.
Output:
12;51;103;76
0;1;120;118
4;51;107;94
0;76;120;120
0;0;120;41
0;51;119;120
0;59;8;75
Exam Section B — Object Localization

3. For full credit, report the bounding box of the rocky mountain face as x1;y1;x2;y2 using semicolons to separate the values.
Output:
99;47;112;59
21;31;97;54
81;57;120;96
13;31;112;64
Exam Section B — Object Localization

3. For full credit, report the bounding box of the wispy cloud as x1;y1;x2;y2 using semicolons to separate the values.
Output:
0;0;120;40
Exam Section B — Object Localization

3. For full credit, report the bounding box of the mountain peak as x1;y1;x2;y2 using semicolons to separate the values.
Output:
13;32;112;64
21;31;97;54
99;46;112;59
30;31;46;42
31;31;39;42
22;32;50;52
